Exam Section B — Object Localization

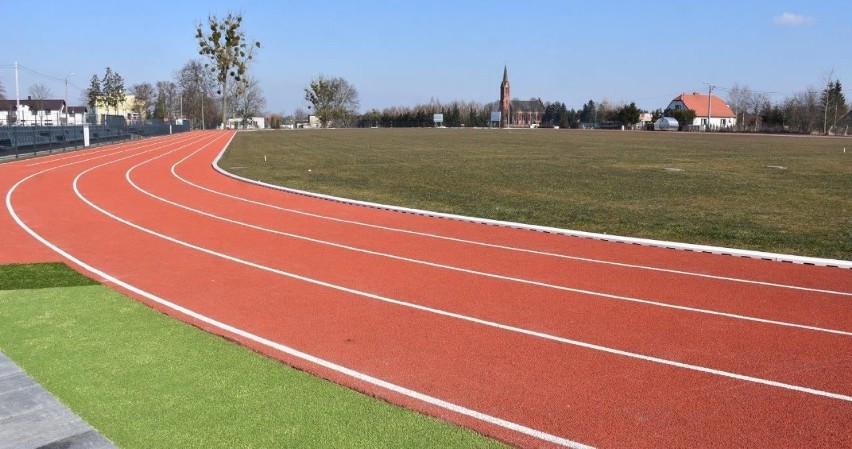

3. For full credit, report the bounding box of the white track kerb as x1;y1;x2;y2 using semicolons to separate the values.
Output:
212;136;852;269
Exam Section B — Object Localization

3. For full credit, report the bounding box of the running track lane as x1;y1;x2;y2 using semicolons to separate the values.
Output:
3;131;850;448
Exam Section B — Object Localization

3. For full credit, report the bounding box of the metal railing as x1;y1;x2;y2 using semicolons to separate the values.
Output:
0;121;190;160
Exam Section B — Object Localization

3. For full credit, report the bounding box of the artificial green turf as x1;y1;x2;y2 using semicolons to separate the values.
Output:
0;284;504;448
0;262;99;290
221;129;852;260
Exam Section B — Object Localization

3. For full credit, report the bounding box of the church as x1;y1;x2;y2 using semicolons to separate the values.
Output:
499;66;545;128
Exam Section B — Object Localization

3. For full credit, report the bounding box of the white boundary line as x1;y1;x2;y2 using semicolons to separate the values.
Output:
124;147;852;336
210;137;852;269
183;135;852;296
5;132;593;449
65;138;852;404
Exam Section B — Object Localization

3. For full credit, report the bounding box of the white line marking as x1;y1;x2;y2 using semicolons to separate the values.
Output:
210;140;852;269
170;142;852;297
123;147;852;337
5;132;592;449
71;139;852;403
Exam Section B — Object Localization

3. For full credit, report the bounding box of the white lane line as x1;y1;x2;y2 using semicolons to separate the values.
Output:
211;145;852;269
177;142;852;298
3;134;200;178
123;148;852;337
73;143;852;404
6;135;592;449
24;135;170;167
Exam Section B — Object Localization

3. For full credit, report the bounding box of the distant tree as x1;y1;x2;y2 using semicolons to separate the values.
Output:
580;100;596;123
87;75;102;109
444;103;462;127
28;83;52;100
597;98;618;122
664;108;697;128
727;83;752;130
196;12;261;127
268;113;283;129
28;83;52;125
761;103;786;131
232;74;266;123
153;81;178;120
175;59;218;129
560;108;578;128
785;88;821;134
98;67;125;116
615;102;641;128
822;80;848;134
293;107;309;123
304;75;359;127
650;108;664;122
130;82;155;119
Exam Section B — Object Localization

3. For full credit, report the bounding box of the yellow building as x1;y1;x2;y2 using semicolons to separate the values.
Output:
92;94;146;124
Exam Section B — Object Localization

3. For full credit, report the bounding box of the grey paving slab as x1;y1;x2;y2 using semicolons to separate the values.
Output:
0;352;116;449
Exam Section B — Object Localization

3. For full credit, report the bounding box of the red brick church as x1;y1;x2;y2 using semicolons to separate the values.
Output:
500;66;545;128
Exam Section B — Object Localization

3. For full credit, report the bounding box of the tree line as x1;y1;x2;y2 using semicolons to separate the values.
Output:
725;80;847;134
293;72;847;135
74;12;265;130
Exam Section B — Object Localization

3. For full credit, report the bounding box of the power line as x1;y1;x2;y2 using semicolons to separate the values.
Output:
18;64;68;83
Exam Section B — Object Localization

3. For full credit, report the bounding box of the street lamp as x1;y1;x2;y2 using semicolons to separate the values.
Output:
64;73;74;125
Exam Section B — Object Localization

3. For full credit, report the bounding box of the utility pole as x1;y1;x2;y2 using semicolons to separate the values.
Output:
64;73;74;125
198;74;205;130
704;82;715;132
14;61;20;125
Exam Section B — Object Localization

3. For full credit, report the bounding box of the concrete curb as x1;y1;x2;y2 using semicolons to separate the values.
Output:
212;135;851;269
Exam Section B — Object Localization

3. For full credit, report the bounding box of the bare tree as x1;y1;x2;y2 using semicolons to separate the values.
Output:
130;82;155;119
175;59;218;129
28;83;52;100
232;75;266;123
153;81;178;120
304;75;359;127
727;84;753;131
293;107;308;123
29;84;53;125
785;88;821;134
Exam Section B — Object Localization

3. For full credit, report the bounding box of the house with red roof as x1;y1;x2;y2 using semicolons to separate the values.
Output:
666;92;736;130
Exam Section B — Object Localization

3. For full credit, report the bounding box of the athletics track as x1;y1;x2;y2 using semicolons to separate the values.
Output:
1;131;850;448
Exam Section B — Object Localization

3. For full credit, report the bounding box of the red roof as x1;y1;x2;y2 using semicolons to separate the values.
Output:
672;93;735;118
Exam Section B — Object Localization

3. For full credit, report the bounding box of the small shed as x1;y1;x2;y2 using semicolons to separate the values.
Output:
654;117;679;131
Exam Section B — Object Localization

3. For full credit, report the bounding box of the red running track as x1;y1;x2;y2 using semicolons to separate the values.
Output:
2;131;850;448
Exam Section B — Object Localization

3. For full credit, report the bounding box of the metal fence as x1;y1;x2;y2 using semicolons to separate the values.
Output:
0;121;190;160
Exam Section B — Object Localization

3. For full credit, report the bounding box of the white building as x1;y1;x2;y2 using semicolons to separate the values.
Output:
226;116;266;129
0;99;64;126
296;115;321;129
666;92;737;130
0;99;89;126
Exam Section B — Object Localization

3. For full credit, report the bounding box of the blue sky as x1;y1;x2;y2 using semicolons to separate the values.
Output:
1;1;849;113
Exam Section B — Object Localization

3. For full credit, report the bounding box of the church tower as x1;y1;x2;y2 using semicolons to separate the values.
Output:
500;65;510;128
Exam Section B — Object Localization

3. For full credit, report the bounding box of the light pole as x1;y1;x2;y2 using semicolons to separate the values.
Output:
64;73;75;125
197;75;205;130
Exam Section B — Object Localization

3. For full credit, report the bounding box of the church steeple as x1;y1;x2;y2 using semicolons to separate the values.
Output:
500;65;510;128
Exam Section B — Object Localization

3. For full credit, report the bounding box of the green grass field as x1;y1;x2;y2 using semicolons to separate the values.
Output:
221;129;852;260
0;263;503;448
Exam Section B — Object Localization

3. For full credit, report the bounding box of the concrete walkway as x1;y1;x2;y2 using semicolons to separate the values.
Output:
0;352;116;449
